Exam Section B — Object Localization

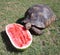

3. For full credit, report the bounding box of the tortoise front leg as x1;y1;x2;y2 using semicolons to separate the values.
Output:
31;26;43;35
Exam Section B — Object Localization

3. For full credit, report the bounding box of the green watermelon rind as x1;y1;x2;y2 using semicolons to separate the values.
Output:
5;23;32;50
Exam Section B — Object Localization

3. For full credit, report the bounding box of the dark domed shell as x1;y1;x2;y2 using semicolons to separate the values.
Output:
24;4;56;28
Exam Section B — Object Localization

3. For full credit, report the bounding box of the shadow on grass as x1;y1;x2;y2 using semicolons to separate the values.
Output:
16;17;25;25
1;31;24;53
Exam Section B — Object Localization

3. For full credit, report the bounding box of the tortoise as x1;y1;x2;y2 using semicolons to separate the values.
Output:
22;4;56;35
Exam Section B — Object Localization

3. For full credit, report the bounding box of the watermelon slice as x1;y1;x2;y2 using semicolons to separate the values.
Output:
5;23;32;50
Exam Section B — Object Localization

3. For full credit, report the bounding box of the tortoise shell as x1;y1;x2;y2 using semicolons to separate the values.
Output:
23;4;56;28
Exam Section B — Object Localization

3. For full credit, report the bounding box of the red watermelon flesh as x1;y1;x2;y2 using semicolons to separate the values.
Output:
6;23;32;49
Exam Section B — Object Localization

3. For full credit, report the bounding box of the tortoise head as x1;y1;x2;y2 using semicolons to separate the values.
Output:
25;22;32;30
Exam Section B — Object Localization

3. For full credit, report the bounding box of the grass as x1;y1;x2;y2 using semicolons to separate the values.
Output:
0;0;60;55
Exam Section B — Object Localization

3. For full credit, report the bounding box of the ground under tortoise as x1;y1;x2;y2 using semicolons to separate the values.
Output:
23;4;56;35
